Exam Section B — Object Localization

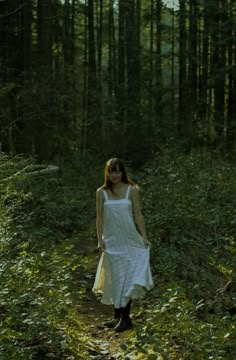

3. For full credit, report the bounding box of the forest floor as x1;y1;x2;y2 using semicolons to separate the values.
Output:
2;153;234;359
70;228;153;360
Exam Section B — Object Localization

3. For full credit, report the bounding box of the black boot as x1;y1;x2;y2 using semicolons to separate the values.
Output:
114;300;132;332
103;307;121;328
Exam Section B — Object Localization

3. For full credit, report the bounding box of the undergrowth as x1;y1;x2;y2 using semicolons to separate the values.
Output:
0;153;95;359
0;150;235;359
120;149;236;359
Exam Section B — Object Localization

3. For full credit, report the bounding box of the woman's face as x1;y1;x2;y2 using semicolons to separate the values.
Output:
107;165;122;184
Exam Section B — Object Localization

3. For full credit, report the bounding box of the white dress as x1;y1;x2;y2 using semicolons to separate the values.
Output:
92;185;154;308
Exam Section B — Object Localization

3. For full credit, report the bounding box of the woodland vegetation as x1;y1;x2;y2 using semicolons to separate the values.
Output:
0;0;235;359
0;0;235;160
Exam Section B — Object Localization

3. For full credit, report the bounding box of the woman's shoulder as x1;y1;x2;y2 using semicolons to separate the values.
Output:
96;186;106;196
129;184;139;192
129;184;141;201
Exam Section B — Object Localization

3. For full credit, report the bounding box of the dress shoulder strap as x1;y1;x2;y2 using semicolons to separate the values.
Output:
125;185;132;199
103;189;108;201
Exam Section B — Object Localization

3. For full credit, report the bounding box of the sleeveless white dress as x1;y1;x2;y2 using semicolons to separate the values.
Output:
92;185;154;308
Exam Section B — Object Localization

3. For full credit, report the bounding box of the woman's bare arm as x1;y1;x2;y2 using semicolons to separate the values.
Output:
96;188;105;251
131;186;151;247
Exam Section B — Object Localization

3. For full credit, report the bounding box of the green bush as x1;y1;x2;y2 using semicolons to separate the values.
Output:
122;284;235;360
141;150;235;292
0;153;92;359
120;149;236;359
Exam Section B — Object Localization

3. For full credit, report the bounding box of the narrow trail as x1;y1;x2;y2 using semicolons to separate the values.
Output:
71;231;148;360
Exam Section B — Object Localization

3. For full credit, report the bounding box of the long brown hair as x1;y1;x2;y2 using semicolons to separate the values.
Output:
103;158;135;192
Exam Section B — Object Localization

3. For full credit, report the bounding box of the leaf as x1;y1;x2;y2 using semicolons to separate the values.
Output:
148;355;158;360
196;303;204;310
169;296;178;303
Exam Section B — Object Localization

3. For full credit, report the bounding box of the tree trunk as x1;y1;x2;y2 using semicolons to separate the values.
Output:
199;0;210;128
135;0;141;121
171;7;176;126
71;0;76;127
37;0;53;69
87;0;99;150
155;0;163;125
188;0;198;127
97;0;104;143
108;0;114;98
211;0;226;141
125;0;136;128
108;0;116;130
125;0;142;159
116;0;126;153
97;0;103;81
226;0;236;156
149;0;154;131
36;0;54;159
21;0;33;154
178;0;188;140
23;0;32;74
81;1;88;156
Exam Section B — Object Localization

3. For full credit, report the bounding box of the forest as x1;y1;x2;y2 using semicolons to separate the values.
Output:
0;0;235;359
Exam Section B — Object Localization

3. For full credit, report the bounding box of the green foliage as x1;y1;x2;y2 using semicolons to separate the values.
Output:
1;150;235;359
0;242;89;359
0;153;94;359
120;149;236;359
141;150;235;290
0;154;95;253
122;285;235;360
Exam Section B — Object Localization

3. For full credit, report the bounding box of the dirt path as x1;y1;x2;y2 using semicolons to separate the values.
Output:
71;231;145;360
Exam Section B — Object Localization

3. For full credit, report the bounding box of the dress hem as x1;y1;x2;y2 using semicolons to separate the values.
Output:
93;282;154;307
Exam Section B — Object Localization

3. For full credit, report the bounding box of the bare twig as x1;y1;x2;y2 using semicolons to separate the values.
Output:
0;3;26;19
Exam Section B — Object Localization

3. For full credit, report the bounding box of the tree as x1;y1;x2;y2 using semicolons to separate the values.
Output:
37;0;53;69
178;0;189;141
188;0;198;123
116;0;126;153
87;0;99;152
226;0;236;155
198;0;210;127
170;6;176;126
149;0;155;131
155;0;163;124
211;0;226;141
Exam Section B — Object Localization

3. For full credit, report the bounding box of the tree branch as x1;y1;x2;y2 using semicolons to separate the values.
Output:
0;3;26;19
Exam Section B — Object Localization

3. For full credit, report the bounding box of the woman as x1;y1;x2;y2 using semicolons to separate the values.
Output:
92;158;153;332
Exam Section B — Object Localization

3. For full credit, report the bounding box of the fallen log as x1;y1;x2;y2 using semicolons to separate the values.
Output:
0;164;59;183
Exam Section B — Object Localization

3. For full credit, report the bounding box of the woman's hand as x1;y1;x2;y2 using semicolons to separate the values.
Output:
98;239;106;252
143;238;151;248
